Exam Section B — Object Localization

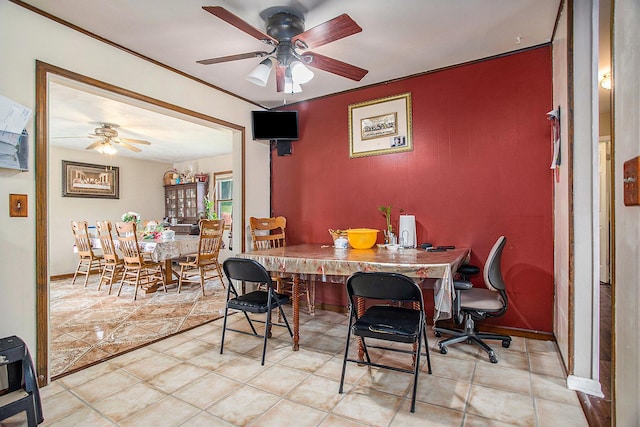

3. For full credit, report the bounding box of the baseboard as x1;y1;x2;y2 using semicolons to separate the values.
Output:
478;324;555;341
567;375;605;397
429;319;555;341
51;271;102;281
50;273;75;281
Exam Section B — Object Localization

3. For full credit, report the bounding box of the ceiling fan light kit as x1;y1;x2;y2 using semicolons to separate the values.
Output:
94;141;118;155
290;60;314;84
199;6;368;94
284;68;302;93
246;58;274;86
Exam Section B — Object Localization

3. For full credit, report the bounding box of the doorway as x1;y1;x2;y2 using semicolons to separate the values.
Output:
34;61;246;385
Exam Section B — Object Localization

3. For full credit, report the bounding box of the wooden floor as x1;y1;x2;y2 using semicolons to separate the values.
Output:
576;282;612;426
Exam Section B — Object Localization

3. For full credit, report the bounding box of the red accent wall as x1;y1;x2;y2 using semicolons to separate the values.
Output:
271;47;554;332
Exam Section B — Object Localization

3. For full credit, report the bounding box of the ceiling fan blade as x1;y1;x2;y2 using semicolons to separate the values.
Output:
303;52;368;81
202;6;276;44
113;140;141;152
118;137;151;145
85;141;102;150
197;51;270;65
293;14;362;50
275;64;286;92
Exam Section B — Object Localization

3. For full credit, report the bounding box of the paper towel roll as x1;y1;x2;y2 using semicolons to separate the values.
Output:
398;215;416;248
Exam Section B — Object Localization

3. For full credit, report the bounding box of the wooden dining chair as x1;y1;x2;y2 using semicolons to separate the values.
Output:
70;220;103;287
96;220;123;294
177;219;225;296
250;216;315;316
115;221;166;300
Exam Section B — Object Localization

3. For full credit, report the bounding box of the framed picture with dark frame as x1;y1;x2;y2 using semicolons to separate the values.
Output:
62;160;119;199
349;92;413;158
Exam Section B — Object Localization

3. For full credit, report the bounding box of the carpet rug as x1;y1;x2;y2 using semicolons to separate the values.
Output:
49;273;227;378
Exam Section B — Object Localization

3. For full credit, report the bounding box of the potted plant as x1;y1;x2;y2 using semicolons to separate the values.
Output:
377;205;404;244
204;193;217;220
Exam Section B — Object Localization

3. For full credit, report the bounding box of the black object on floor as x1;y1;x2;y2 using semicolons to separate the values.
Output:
0;336;43;426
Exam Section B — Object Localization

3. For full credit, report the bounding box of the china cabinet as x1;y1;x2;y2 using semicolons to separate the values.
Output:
164;182;207;225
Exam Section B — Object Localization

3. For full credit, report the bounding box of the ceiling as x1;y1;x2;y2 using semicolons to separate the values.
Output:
18;1;611;162
48;77;234;164
21;0;561;109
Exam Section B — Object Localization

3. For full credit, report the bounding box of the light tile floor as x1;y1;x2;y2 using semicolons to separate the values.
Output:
3;309;588;426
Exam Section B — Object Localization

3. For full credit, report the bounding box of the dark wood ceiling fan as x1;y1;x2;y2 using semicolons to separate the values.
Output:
197;6;368;92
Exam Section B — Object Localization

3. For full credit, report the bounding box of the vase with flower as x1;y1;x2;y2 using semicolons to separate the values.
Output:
121;211;140;223
121;211;140;235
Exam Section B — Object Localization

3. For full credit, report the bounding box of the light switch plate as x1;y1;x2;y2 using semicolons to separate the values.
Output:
9;194;28;217
623;156;640;206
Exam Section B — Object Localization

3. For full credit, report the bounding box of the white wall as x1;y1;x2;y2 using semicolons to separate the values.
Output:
613;1;640;423
49;147;171;276
0;2;270;365
559;0;603;397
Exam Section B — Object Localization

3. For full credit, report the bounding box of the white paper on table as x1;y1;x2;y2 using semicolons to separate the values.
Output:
0;95;33;134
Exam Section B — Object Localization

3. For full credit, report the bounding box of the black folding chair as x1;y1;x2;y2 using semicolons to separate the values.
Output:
220;257;293;365
339;271;432;413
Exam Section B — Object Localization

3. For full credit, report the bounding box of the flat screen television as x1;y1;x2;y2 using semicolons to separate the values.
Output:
251;110;299;140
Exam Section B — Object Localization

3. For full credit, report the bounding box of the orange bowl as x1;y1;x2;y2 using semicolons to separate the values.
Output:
346;228;379;249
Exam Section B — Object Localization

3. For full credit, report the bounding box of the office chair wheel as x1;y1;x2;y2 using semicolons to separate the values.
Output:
502;340;510;348
438;343;448;354
434;331;442;337
489;354;499;364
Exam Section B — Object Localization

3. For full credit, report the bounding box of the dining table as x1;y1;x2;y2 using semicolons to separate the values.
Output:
237;243;470;351
87;234;200;291
135;235;201;287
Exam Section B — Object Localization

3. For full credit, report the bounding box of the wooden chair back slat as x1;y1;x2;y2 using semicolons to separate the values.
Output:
71;221;95;258
195;219;225;263
115;222;144;267
96;220;119;264
250;216;286;250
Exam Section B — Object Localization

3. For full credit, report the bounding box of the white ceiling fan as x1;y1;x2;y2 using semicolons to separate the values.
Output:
85;123;151;154
54;122;151;155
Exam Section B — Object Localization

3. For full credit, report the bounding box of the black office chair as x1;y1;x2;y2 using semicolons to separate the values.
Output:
339;272;432;413
435;236;512;363
457;263;480;281
220;257;293;365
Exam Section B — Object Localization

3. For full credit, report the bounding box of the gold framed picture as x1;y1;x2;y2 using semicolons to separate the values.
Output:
349;92;412;158
62;160;119;199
